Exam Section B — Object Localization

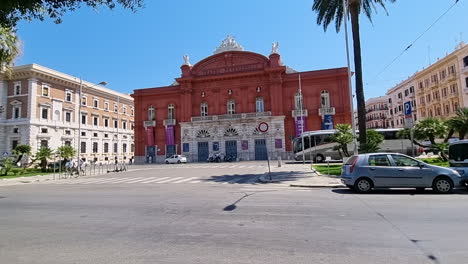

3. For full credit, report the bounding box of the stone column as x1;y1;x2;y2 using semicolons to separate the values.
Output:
0;80;8;153
27;78;38;120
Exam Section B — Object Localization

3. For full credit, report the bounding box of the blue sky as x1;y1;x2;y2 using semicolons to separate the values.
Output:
15;0;468;99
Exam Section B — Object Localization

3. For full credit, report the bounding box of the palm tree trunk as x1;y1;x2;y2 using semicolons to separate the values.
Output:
349;2;367;146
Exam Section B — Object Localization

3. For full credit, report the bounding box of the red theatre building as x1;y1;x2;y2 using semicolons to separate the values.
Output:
132;36;351;163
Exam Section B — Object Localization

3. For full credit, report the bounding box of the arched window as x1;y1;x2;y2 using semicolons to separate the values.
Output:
148;106;155;121
227;99;235;114
294;92;303;110
321;90;330;108
255;97;264;113
168;104;175;119
201;102;208;117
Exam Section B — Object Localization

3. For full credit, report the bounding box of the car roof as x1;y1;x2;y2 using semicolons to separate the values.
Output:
356;152;406;157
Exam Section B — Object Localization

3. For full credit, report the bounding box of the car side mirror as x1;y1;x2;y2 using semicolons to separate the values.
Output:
419;163;425;169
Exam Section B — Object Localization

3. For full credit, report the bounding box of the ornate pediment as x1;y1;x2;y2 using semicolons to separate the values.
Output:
191;51;269;77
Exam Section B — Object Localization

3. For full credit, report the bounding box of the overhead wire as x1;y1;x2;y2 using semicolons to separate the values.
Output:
369;0;461;84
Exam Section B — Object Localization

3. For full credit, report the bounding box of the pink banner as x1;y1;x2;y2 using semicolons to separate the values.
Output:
165;125;175;145
145;127;154;146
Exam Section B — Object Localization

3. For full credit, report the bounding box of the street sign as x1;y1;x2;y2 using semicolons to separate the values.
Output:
258;122;269;133
404;101;412;117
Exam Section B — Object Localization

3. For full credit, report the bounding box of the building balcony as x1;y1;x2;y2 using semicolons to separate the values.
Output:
447;72;457;81
318;107;335;116
291;109;308;117
462;66;468;75
143;120;156;127
430;81;439;89
448;92;459;98
163;119;176;126
191;111;272;122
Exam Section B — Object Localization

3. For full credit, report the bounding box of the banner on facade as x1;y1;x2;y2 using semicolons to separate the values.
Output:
321;115;334;130
275;139;282;149
241;140;248;150
183;143;190;153
295;116;307;137
145;127;154;146
165;125;175;145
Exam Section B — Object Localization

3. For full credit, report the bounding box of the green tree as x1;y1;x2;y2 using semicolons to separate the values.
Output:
0;0;144;28
35;146;53;172
331;124;353;158
0;157;14;176
446;108;468;140
359;129;384;153
0;26;20;73
12;144;31;163
56;145;76;161
413;118;448;160
312;0;396;146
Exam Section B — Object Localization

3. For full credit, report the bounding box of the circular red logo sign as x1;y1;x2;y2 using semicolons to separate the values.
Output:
258;122;269;133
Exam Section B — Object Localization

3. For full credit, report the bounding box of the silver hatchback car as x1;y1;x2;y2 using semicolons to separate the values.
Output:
341;153;463;193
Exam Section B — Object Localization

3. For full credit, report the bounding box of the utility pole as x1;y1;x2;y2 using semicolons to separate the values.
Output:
76;78;83;170
343;0;358;155
299;74;305;164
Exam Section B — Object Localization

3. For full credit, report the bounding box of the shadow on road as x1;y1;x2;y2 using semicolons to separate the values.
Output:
332;188;468;195
202;173;262;184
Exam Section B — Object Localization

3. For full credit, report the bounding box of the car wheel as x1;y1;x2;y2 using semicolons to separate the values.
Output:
354;178;373;193
165;161;169;164
432;177;453;194
177;160;181;164
315;154;325;163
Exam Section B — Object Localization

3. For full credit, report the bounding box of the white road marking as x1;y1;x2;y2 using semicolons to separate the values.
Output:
140;177;170;183
153;177;184;183
125;177;158;183
172;177;199;183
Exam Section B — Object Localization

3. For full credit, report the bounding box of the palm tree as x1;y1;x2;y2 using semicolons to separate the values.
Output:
331;123;353;157
35;146;54;172
312;0;396;145
0;26;20;73
413;118;447;145
447;108;468;140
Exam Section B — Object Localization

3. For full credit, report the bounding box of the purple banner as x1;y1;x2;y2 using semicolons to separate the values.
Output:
275;139;282;149
241;140;248;150
165;125;175;145
295;116;307;137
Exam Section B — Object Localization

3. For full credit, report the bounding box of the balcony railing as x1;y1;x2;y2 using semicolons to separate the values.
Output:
430;81;439;88
191;111;272;122
163;119;176;126
318;107;336;116
447;72;457;81
143;120;156;127
462;66;468;75
291;109;308;117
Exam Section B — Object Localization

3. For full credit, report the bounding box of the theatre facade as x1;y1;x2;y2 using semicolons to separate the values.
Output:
132;37;351;163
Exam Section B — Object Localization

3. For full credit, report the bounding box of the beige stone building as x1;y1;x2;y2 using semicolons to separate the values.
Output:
0;64;134;163
416;42;468;119
385;76;417;128
365;96;389;129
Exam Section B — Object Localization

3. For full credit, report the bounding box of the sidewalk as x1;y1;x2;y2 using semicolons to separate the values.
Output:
259;163;345;188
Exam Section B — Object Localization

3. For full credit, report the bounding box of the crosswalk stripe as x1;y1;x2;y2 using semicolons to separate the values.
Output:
156;177;184;183
172;177;199;183
109;177;144;184
125;177;158;183
188;180;201;183
75;178;116;184
93;178;133;184
140;177;170;183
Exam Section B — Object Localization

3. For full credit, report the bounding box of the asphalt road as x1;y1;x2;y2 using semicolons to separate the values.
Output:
1;162;468;264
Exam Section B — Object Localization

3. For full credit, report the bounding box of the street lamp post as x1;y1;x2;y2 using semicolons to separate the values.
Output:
342;0;358;155
76;79;107;176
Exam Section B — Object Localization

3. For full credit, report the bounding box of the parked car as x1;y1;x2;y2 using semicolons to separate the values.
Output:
165;155;187;164
341;153;463;193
